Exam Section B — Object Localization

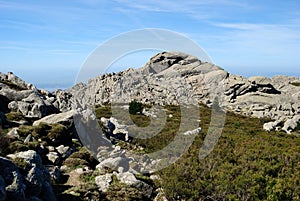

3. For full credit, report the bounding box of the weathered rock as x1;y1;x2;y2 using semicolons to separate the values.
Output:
33;110;74;128
95;173;112;192
7;150;57;200
0;156;26;201
52;90;73;112
101;117;129;141
26;165;43;196
116;172;153;198
56;145;72;159
282;115;300;134
24;134;33;143
47;152;60;165
96;156;129;173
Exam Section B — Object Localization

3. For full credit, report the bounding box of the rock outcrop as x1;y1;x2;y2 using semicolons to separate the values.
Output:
0;150;56;201
70;52;300;134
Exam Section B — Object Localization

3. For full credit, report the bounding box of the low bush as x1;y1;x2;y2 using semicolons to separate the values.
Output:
129;100;143;115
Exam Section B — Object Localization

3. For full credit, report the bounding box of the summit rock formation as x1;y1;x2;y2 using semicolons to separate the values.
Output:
71;52;300;134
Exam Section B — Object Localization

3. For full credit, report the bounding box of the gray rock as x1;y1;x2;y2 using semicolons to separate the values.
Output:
33;110;74;128
25;165;43;196
14;150;43;167
96;156;129;173
24;134;33;143
115;172;137;185
95;173;112;192
47;152;61;165
0;156;26;201
8;150;57;200
282;115;300;134
5;171;27;201
116;172;153;198
101;117;129;141
56;145;72;159
8;100;19;111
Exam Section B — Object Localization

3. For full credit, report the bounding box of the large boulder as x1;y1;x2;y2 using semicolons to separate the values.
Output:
33;110;74;128
3;151;57;201
0;156;26;201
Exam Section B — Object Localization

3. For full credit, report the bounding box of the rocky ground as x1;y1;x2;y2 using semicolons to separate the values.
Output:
0;51;299;201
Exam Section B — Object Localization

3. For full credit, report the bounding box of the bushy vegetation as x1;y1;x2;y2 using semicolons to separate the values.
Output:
129;100;143;115
0;123;73;156
95;104;300;200
291;82;300;87
0;131;10;155
6;112;26;122
64;147;97;170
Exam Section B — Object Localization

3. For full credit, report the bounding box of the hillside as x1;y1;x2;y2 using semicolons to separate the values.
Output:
0;51;300;201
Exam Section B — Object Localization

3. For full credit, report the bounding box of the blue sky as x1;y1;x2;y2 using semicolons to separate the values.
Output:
0;0;299;90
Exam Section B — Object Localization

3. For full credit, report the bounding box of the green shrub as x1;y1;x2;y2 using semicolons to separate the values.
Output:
63;158;89;169
6;112;26;121
32;123;52;138
8;141;29;153
291;82;300;87
129;100;143;115
69;147;97;167
47;124;71;146
106;183;146;201
0;132;10;156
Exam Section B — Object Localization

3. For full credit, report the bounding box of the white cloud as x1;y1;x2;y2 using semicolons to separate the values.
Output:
113;0;251;19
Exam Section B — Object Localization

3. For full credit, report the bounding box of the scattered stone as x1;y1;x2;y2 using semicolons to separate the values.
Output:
47;152;60;165
24;134;32;143
95;173;112;192
96;156;129;173
7;127;19;139
56;145;72;159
